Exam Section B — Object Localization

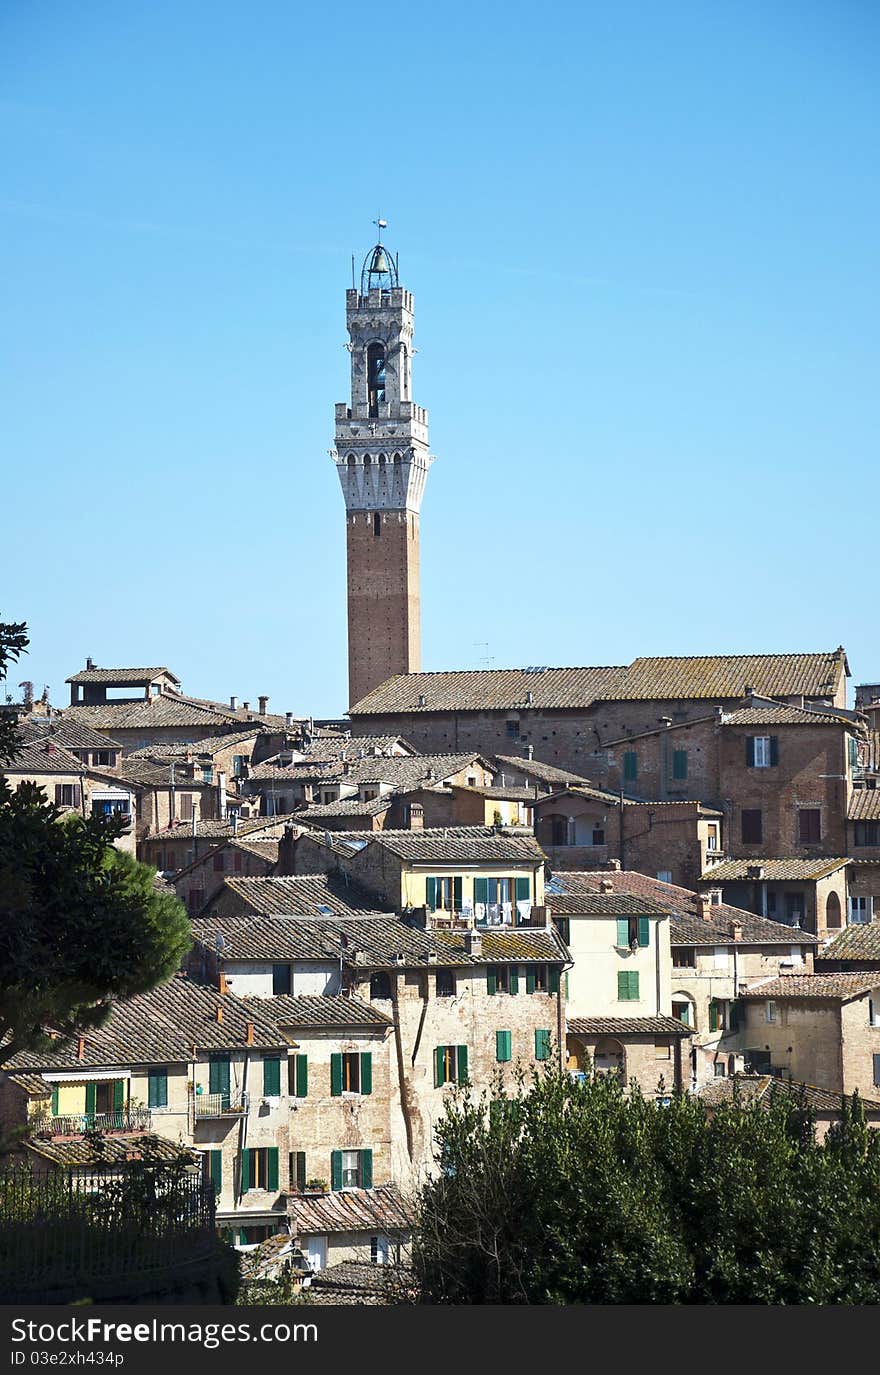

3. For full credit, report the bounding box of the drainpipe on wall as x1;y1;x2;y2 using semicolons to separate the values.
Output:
618;789;625;870
390;971;415;1162
236;1052;250;1206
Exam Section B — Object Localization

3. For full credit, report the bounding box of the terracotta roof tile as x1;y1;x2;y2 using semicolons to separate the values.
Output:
568;1015;692;1037
289;1186;412;1235
26;1135;192;1167
697;1073;880;1114
246;995;391;1029
66;667;178;685
596;651;847;702
817;924;880;963
349;666;625;715
701;857;849;882
849;791;880;822
366;825;545;865
738;972;880;1001
213;874;390;918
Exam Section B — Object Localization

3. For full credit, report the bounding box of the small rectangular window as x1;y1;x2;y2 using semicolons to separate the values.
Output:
623;751;638;782
436;969;455;998
272;964;292;995
534;1029;552;1061
741;809;763;845
496;1030;512;1063
435;1045;468;1086
672;749;688;780
654;1041;671;1060
766;1000;777;1023
798;809;821;844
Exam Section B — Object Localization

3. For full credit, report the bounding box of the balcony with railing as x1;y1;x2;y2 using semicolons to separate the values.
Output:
34;1108;153;1137
193;1091;249;1120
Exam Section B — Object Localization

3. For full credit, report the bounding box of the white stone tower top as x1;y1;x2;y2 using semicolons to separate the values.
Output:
332;235;435;514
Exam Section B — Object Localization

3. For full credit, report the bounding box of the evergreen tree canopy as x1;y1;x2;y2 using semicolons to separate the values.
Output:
413;1066;880;1304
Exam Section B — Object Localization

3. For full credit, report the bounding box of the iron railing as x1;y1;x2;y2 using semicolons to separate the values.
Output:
194;1091;249;1119
0;1164;216;1300
35;1108;153;1137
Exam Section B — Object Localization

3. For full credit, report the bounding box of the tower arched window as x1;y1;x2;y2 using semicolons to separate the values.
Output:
367;343;386;417
400;344;409;400
373;512;382;537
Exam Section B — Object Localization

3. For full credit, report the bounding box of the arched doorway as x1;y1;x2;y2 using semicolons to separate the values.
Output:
593;1038;625;1078
825;892;842;929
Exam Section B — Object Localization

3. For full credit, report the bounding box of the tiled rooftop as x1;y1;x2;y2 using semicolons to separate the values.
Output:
849;791;880;822
738;972;880;1001
595;651;847;703
349;666;625;715
700;857;849;882
697;1073;880;1114
216;873;391;918
246;994;391;1029
568;1015;692;1037
817;924;880;963
66;667;179;685
288;1185;412;1235
367;825;546;865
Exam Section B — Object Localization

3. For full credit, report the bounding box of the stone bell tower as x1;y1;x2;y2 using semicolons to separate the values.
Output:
332;233;435;709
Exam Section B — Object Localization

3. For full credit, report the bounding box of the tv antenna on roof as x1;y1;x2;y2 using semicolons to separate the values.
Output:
474;642;494;671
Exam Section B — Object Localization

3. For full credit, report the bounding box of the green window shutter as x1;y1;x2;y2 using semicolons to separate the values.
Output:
267;1147;279;1192
549;966;560;994
453;876;462;909
330;1053;343;1097
360;1148;373;1190
296;1054;308;1098
473;877;488;905
616;918;629;948
770;736;779;767
487;966;497;996
51;1086;59;1116
673;749;688;780
360;1052;372;1095
148;1071;167;1108
263;1056;281;1097
638;916;650;948
241;1149;251;1192
708;1002;719;1033
456;1045;469;1084
729;1001;739;1032
426;877;437;910
209;1057;230;1097
746;737;755;766
113;1079;125;1111
210;1150;222;1195
331;1150;343;1191
85;1082;97;1116
496;1030;512;1062
515;876;530;902
535;1029;551;1061
618;970;636;1001
629;971;639;1000
295;1151;306;1191
526;968;536;994
509;966;519;995
434;1046;446;1087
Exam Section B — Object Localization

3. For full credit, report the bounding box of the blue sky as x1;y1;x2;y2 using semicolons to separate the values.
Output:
2;1;878;716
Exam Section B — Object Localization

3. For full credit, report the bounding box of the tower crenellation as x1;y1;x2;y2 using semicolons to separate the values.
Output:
332;235;435;708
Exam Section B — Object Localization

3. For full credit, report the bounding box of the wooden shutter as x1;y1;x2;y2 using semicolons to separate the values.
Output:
623;751;637;781
638;916;650;948
330;1053;343;1097
360;1052;372;1095
515;876;530;902
509;966;519;995
425;877;437;910
51;1086;59;1116
616;918;629;947
330;1150;343;1191
360;1149;373;1190
148;1071;167;1108
746;737;755;766
629;971;639;999
295;1151;306;1191
209;1057;230;1097
296;1054;308;1098
874;1054;880;1088
535;1029;551;1061
453;876;463;910
496;1030;512;1062
708;1002;719;1032
617;971;629;1001
456;1045;469;1084
526;968;536;994
473;877;488;905
487;967;497;996
210;1150;222;1195
267;1147;279;1192
179;793;193;820
770;736;779;766
548;966;560;994
673;750;687;780
240;1149;251;1192
434;1046;446;1087
54;784;63;804
113;1079;125;1111
263;1057;281;1097
85;1082;97;1116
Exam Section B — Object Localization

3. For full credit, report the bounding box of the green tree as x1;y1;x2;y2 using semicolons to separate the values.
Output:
0;779;191;1060
0;618;29;764
413;1066;880;1304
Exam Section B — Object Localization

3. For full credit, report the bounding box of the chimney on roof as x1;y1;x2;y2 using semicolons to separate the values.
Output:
218;972;228;995
230;696;238;710
746;864;765;881
215;1004;224;1024
525;691;534;705
285;712;294;729
258;696;269;716
464;928;482;958
599;878;614;893
76;1036;86;1061
730;919;743;942
417;694;427;708
85;657;94;671
525;744;534;761
245;1021;254;1045
607;859;621;871
242;701;250;712
698;895;714;922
